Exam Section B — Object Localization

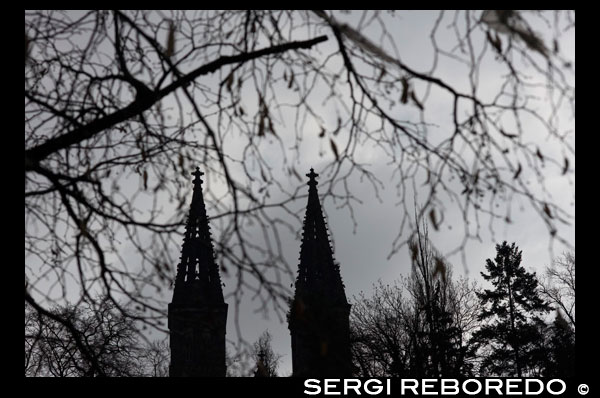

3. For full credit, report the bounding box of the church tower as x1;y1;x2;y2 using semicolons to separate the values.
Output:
288;169;352;377
168;168;228;377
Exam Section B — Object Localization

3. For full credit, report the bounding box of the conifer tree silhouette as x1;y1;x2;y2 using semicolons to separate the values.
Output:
473;241;550;376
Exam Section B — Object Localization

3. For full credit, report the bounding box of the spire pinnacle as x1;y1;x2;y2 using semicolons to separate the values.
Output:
306;168;318;187
293;168;347;305
192;167;204;185
172;167;224;306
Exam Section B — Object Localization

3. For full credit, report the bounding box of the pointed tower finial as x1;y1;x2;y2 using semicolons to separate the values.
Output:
192;167;204;185
307;168;318;186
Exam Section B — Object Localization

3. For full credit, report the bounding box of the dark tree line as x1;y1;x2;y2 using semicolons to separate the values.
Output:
25;298;169;377
351;226;575;377
25;240;573;378
351;222;479;377
25;295;284;377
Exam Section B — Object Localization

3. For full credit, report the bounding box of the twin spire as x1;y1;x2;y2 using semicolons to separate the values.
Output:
295;168;347;305
296;168;347;304
172;167;224;306
169;166;350;377
289;168;351;377
172;166;347;306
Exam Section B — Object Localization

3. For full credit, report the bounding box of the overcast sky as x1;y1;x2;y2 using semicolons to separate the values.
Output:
202;11;575;375
26;10;575;377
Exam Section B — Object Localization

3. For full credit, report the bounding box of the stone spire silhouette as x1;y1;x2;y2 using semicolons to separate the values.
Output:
172;168;224;306
294;169;347;303
288;168;352;377
168;167;228;377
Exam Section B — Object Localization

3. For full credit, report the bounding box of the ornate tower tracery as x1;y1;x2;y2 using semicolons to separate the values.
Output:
168;168;228;377
288;168;352;377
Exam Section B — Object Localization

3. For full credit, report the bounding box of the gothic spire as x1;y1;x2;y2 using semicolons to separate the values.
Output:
294;168;347;305
172;167;224;306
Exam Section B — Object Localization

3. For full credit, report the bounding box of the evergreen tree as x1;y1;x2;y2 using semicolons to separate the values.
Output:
473;241;550;376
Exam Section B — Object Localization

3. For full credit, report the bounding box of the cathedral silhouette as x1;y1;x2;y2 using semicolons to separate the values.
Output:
168;168;351;377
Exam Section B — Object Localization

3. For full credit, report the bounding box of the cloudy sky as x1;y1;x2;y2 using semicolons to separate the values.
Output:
202;11;575;375
26;10;574;377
